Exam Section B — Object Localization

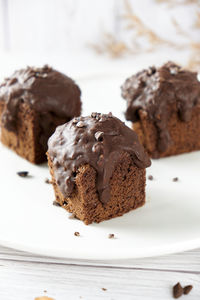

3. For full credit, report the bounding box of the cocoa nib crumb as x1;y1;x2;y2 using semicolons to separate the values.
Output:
53;200;61;207
173;282;183;298
45;178;52;184
173;177;179;182
148;175;154;181
95;131;104;141
17;171;29;177
102;288;107;291
183;285;193;295
108;233;115;239
74;231;80;237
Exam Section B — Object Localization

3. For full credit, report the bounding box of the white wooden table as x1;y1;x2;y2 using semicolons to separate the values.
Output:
0;245;199;300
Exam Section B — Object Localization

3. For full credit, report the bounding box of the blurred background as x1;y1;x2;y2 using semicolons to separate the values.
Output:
0;0;200;78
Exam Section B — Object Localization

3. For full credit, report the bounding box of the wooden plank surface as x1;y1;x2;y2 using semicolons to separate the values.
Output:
0;245;200;272
0;245;199;300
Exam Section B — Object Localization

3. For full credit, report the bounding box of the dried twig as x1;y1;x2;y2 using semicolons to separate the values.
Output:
122;0;175;48
90;0;200;66
90;33;129;58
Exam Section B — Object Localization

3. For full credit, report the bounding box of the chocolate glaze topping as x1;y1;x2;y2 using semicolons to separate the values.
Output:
121;62;200;153
0;65;81;151
48;113;151;204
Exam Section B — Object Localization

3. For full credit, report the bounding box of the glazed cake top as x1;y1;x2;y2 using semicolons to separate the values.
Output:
121;62;200;153
0;65;81;132
48;112;151;204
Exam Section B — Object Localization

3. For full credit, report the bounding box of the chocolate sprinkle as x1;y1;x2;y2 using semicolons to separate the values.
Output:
48;113;151;204
148;175;154;180
74;231;80;236
121;61;200;155
45;178;52;184
94;131;104;141
108;233;115;239
17;171;29;177
183;285;193;295
173;177;179;182
173;282;183;299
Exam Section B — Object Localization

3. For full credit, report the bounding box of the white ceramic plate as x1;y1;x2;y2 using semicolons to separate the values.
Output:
0;73;200;260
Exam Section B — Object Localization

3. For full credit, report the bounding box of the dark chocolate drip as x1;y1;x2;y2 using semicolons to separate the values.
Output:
0;65;81;151
48;113;151;204
121;62;200;153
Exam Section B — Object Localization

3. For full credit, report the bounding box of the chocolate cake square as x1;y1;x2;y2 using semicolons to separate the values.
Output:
121;62;200;158
0;65;81;164
47;113;151;224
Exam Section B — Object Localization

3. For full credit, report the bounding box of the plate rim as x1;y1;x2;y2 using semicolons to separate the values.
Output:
1;237;200;260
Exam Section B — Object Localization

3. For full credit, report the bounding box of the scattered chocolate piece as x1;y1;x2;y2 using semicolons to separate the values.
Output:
102;288;107;291
74;231;80;236
108;233;115;239
45;178;52;184
17;171;29;177
53;200;61;207
183;285;193;295
173;282;183;299
173;177;179;182
148;175;154;180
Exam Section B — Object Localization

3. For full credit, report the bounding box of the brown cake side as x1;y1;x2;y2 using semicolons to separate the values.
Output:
47;151;146;225
0;101;67;164
134;107;200;158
